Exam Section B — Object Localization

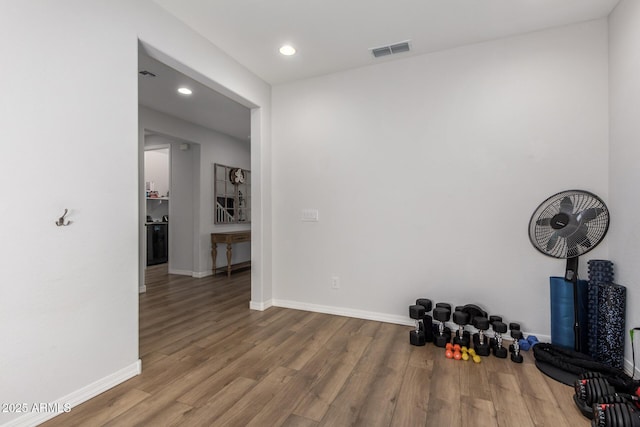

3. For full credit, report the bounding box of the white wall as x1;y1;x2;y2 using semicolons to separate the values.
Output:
144;148;170;198
0;1;270;425
140;107;251;277
608;0;640;376
272;19;610;335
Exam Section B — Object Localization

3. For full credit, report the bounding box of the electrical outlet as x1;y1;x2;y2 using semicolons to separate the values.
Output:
301;209;319;222
331;276;340;289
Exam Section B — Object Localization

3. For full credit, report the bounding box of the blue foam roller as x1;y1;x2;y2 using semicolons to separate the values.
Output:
550;276;588;350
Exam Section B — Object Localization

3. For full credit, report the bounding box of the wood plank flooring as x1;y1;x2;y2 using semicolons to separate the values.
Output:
42;265;590;426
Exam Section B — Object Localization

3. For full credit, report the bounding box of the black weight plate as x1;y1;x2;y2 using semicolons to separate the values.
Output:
613;403;623;427
621;403;631;427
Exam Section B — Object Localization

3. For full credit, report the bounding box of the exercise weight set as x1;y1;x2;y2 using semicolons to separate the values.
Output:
407;300;529;363
399;189;637;425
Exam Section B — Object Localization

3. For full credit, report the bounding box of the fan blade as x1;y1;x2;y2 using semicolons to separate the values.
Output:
567;224;589;253
577;207;604;224
567;243;580;258
573;224;589;244
536;217;551;227
560;196;574;214
546;233;560;252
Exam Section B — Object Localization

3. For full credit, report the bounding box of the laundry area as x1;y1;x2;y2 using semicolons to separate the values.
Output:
145;147;169;266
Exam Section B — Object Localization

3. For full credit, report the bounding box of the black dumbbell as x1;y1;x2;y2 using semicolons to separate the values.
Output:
433;304;452;348
488;315;502;348
508;323;521;352
452;310;470;348
510;329;523;363
433;302;452;338
492;321;508;358
592;402;640;427
409;304;426;346
574;371;640;422
574;374;616;408
416;298;434;343
472;316;491;357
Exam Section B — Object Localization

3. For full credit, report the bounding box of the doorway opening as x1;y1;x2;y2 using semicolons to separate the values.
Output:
144;146;170;267
137;41;255;297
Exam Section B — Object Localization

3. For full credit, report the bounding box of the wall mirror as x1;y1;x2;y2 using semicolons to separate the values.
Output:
214;163;251;224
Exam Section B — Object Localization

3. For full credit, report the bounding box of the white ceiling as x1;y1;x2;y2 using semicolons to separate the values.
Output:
154;0;620;85
138;48;250;141
141;0;619;140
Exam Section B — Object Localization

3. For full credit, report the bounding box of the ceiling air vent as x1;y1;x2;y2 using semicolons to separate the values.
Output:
138;70;156;77
371;41;411;58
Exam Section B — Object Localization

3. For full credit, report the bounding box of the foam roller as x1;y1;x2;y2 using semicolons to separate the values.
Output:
592;282;626;370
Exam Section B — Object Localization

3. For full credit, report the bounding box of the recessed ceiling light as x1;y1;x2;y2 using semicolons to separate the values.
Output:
279;45;296;56
177;87;192;95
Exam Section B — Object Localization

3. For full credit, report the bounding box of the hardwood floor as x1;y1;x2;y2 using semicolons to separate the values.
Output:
42;265;590;426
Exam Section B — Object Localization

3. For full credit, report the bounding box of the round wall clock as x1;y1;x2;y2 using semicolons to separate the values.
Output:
230;168;245;184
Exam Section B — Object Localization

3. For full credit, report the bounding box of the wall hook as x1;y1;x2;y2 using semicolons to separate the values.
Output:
55;209;71;226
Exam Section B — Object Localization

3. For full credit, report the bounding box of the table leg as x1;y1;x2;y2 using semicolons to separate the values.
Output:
226;242;232;278
212;243;217;274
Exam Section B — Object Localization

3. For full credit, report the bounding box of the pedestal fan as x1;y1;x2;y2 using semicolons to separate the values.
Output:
528;189;610;352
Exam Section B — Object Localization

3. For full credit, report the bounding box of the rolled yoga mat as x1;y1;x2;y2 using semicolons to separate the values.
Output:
550;276;589;351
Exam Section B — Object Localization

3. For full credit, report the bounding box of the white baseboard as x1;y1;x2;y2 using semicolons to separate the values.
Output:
192;271;212;278
529;333;551;343
138;285;146;294
270;299;554;344
272;299;412;326
166;269;212;279
3;360;141;427
168;268;193;276
250;299;273;311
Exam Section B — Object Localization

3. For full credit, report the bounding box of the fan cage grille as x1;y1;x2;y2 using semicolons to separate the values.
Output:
529;190;609;259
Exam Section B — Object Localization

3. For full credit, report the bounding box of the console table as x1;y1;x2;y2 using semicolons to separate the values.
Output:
211;231;251;277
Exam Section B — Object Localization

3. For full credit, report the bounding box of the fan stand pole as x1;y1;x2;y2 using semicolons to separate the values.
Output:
564;257;581;352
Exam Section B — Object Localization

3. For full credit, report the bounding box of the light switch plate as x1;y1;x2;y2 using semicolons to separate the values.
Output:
301;209;319;222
